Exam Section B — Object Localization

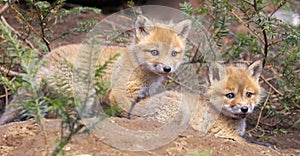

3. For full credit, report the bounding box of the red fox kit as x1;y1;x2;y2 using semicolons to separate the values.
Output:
0;15;192;124
108;15;192;119
191;61;266;144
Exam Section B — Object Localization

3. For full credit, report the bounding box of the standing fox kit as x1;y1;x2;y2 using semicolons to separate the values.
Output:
191;61;263;143
109;15;191;118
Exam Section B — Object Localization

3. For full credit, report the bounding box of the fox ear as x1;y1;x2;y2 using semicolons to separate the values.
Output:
247;60;263;82
174;19;192;38
208;62;227;83
135;15;153;39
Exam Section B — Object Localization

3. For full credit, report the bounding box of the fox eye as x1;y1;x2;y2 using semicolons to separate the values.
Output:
225;93;235;99
171;51;178;57
246;92;253;98
150;50;159;56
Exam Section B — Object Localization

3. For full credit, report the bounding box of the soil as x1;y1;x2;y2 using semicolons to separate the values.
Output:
0;1;299;156
0;118;299;156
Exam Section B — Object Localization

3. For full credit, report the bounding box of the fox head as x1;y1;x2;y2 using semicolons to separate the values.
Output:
130;15;191;75
207;61;263;119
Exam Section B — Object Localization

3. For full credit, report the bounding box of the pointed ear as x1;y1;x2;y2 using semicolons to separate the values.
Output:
247;60;263;82
135;15;153;39
208;62;227;84
173;19;192;38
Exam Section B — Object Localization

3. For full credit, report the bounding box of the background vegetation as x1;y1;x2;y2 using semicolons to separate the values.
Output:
0;0;299;154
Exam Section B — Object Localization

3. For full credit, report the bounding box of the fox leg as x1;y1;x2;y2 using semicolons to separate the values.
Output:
242;135;274;148
0;106;23;125
127;96;142;119
0;89;28;125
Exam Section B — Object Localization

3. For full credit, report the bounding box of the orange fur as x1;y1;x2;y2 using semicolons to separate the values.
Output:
107;15;192;120
224;66;261;113
191;61;263;141
143;26;185;48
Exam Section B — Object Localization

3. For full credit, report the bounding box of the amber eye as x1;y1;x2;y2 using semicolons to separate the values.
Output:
225;93;235;99
171;51;178;57
150;50;159;56
246;92;253;98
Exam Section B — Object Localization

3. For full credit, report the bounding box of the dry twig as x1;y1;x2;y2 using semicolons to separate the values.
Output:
229;9;264;44
260;75;284;97
264;69;300;81
255;88;271;130
0;66;26;77
3;85;9;106
0;16;35;49
0;2;10;15
248;88;273;133
0;93;11;98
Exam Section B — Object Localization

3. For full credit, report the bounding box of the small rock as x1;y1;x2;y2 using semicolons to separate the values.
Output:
270;9;300;27
65;146;71;151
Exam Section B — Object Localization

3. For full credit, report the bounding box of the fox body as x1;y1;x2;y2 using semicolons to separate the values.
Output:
0;15;191;124
190;61;263;141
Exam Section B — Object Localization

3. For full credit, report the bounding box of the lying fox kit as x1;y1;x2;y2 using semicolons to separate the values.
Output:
191;61;263;142
0;15;192;124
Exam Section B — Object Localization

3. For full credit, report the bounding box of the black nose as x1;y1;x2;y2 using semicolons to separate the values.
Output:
163;66;171;72
241;106;248;113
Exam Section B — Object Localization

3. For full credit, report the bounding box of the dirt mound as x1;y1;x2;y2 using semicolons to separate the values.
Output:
0;119;298;156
